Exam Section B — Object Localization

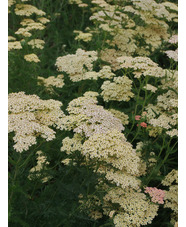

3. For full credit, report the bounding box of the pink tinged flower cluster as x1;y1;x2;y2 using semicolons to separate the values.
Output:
140;122;147;128
137;122;147;128
135;115;147;127
135;115;141;120
145;187;165;204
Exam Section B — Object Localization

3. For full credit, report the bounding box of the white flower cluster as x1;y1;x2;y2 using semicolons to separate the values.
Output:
103;168;141;190
24;53;40;63
100;48;123;71
108;109;129;125
74;30;92;42
8;0;16;8
101;76;134;102
67;65;115;82
162;169;178;225
143;84;157;93
82;130;140;174
59;93;124;137
8;92;65;152
28;39;45;49
117;56;165;78
37;74;65;92
8;41;22;51
15;4;46;16
165;49;178;62
131;0;177;21
168;35;178;44
55;49;98;79
162;169;178;186
104;187;159;227
145;70;178;136
61;134;83;155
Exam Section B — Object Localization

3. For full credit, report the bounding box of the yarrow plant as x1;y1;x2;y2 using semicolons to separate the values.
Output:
8;0;178;226
8;92;65;152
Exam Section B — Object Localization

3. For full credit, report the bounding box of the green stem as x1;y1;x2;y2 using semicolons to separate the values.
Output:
126;78;142;138
9;154;22;206
146;137;172;185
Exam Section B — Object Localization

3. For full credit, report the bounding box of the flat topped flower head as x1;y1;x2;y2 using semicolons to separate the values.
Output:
140;122;147;128
135;115;141;120
144;187;165;204
8;92;65;152
24;53;40;63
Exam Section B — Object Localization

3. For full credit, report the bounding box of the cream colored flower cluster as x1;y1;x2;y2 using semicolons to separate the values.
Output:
15;20;45;37
8;92;65;152
101;76;134;102
8;0;16;8
24;53;40;63
61;134;83;155
37;74;65;92
74;30;93;42
161;70;178;91
8;41;22;51
114;3;170;53
37;17;50;24
145;70;178;136
117;56;164;78
8;36;16;41
20;18;34;26
162;2;178;14
28;150;51;183
9;0;49;61
90;1;134;31
143;84;157;93
162;169;178;226
59;90;160;226
15;28;32;37
61;133;146;190
131;0;177;22
111;29;137;56
165;49;178;62
28;39;45;49
103;168;141;190
166;129;178;138
100;48;123;71
168;35;178;44
108;109;129;125
98;66;115;79
103;187;159;227
165;34;178;63
85;0;177;57
67;65;115;82
129;0;176;52
60;125;150;224
149;114;173;130
15;4;46;16
59;93;124;137
162;169;178;186
89;0;139;55
82;130;140;174
163;185;178;214
157;90;178;112
55;49;98;80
